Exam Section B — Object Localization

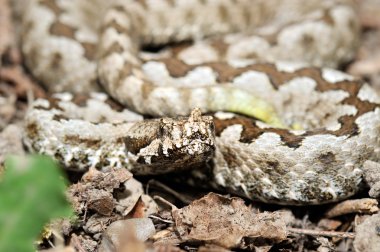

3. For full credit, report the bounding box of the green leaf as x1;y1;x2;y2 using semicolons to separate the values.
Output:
0;155;73;252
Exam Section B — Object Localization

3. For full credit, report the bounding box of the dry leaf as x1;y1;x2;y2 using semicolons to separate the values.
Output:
116;177;145;216
129;194;159;218
171;193;287;249
68;167;132;215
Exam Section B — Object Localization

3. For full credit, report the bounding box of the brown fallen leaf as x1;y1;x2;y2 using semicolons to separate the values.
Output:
128;194;159;218
82;166;132;191
87;189;115;216
68;167;132;216
83;214;117;235
115;176;145;216
67;167;159;240
170;193;287;249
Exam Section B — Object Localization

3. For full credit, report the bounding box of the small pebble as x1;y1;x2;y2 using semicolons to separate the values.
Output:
99;218;155;252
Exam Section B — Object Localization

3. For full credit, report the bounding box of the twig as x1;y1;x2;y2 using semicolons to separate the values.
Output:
324;198;379;218
288;228;355;239
148;179;192;204
149;214;175;224
153;195;178;210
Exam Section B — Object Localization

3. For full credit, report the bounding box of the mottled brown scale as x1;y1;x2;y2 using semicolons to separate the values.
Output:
52;114;68;122
49;21;76;38
321;9;335;25
71;94;97;107
159;59;379;142
25;122;39;139
214;116;305;148
33;97;64;111
102;19;131;37
105;97;125;112
266;160;280;170
22;0;380;205
40;0;62;15
81;42;97;61
214;112;365;149
209;40;230;57
101;42;125;59
218;145;241;168
49;52;62;69
64;135;102;149
159;58;191;78
166;0;176;7
123;121;161;155
140;79;155;99
242;7;252;27
301;34;315;47
218;4;229;22
318;152;336;165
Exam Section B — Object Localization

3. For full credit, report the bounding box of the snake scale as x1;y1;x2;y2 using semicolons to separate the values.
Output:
21;0;380;204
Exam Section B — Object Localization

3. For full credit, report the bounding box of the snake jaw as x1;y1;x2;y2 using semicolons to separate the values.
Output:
127;109;216;175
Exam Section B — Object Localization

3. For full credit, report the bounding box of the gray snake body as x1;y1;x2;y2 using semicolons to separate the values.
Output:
21;0;380;204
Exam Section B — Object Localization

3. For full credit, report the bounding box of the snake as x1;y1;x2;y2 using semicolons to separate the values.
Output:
20;0;380;205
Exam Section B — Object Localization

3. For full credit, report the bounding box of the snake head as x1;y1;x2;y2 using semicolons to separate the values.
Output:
125;108;215;175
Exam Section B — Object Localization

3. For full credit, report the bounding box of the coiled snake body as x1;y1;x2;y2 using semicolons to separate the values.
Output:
22;0;380;204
